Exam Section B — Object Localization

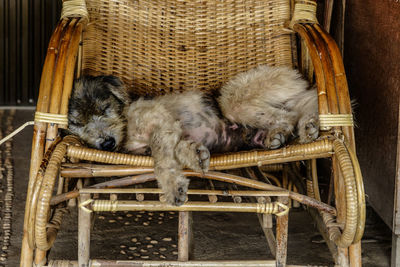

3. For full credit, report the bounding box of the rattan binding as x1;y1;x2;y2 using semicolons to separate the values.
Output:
61;0;89;21
289;0;318;28
34;112;69;125
319;114;354;129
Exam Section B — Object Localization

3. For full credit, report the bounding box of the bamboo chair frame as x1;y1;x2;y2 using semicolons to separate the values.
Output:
19;0;365;266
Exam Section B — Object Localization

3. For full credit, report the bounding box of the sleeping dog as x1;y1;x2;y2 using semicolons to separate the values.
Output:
68;65;319;205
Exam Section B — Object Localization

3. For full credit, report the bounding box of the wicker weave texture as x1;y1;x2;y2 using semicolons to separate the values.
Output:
82;0;294;95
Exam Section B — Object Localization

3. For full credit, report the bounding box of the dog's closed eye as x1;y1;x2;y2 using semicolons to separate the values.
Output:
69;120;84;127
100;103;111;113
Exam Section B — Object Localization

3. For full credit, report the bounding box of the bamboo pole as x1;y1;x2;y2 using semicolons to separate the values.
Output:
294;23;350;266
276;197;289;267
80;188;290;197
305;24;340;117
50;188;290;206
50;190;80;206
311;159;321;201
313;24;354;145
65;139;334;170
78;193;91;267
35;20;83;263
45;260;327;267
243;167;276;256
60;23;84;121
312;24;364;267
306;160;339;263
81;200;288;215
293;24;330;117
82;170;336;215
255;197;276;258
29;19;82;265
60;163;154;177
312;27;365;240
90;260;278;267
178;211;193;261
44;18;78;151
295;21;360;249
20;18;69;267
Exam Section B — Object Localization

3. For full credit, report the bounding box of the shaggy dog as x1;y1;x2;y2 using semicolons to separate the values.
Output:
68;65;319;205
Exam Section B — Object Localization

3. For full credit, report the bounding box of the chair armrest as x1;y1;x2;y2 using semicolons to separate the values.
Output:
36;18;83;122
21;13;86;267
293;23;355;145
294;23;365;246
35;17;84;153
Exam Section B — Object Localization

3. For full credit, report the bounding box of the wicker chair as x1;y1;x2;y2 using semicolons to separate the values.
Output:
20;0;365;266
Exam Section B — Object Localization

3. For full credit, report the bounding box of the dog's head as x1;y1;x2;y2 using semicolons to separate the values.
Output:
68;75;130;151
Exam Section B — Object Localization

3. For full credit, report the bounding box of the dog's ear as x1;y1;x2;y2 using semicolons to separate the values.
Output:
102;75;131;105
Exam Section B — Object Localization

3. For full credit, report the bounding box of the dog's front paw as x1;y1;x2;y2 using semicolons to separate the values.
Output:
165;178;189;206
298;116;319;143
176;141;210;173
264;128;288;149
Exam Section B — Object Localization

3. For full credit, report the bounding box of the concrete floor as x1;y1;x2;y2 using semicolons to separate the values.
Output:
4;110;393;266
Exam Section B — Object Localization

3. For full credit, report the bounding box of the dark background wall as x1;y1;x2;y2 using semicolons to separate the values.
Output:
0;0;61;106
344;1;400;230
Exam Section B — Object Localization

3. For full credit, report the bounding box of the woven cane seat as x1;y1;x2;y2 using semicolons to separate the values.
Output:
82;0;295;96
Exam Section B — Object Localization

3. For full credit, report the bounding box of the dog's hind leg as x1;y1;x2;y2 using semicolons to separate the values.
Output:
297;114;319;143
263;122;295;149
293;88;319;143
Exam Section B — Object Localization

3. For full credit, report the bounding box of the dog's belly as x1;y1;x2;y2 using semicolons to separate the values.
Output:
182;125;220;150
181;120;252;153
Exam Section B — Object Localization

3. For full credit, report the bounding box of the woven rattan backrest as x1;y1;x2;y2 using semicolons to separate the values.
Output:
82;0;296;96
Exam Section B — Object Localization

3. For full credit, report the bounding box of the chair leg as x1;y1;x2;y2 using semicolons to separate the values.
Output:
20;124;47;267
34;249;47;266
337;247;350;267
276;197;289;267
256;196;276;257
178;211;193;261
20;236;34;267
349;242;362;267
79;193;91;267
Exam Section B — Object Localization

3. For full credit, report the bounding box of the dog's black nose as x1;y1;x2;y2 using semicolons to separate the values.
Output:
100;137;116;151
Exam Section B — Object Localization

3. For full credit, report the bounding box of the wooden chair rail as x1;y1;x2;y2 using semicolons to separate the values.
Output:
45;259;328;267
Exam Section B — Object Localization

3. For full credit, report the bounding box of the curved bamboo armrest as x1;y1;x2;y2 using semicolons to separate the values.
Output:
293;23;354;142
20;14;87;267
35;18;84;148
293;22;365;246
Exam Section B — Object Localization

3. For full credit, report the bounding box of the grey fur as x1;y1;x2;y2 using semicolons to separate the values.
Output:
218;65;319;148
68;65;319;205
